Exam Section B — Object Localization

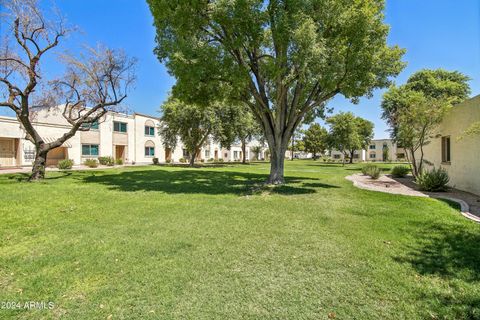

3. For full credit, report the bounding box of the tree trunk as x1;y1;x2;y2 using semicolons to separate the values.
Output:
189;148;197;167
349;150;355;164
241;140;247;164
407;147;419;178
418;145;425;175
29;148;48;181
268;148;286;184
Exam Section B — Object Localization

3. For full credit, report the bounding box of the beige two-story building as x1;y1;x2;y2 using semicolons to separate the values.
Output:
0;107;269;168
0;108;187;167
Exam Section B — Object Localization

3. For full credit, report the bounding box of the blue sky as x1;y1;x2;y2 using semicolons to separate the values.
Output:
1;0;479;139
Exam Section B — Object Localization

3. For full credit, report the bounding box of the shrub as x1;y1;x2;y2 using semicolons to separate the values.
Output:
417;167;450;192
361;164;377;175
217;158;224;163
208;158;214;162
179;157;186;163
115;158;124;165
200;159;205;163
98;156;114;166
391;165;410;178
152;157;159;165
57;159;74;170
362;164;380;179
84;159;98;168
367;166;381;179
165;159;172;164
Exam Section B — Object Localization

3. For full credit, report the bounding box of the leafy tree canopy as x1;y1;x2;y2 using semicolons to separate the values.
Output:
159;98;234;166
148;0;405;183
406;69;470;104
380;69;469;177
382;69;471;132
302;123;328;159
326;112;373;153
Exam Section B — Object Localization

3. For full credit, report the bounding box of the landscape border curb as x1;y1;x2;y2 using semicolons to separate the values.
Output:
346;174;480;224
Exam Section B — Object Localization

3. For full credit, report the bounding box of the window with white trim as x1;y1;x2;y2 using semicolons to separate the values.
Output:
82;144;99;156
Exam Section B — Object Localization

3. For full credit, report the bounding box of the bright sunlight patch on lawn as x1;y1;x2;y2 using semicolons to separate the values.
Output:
0;161;479;319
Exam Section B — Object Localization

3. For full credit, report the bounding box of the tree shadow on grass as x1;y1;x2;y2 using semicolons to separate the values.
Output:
5;171;73;182
394;222;480;318
303;163;346;167
394;222;480;282
82;169;338;196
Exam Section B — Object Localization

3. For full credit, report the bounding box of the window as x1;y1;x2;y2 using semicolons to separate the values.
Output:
205;150;210;158
183;149;189;158
397;153;405;159
369;144;376;150
234;151;240;159
369;153;376;159
353;154;359;159
145;147;155;157
441;136;451;163
333;154;341;159
82;144;99;156
145;126;155;136
81;120;99;130
113;121;127;133
383;143;388;150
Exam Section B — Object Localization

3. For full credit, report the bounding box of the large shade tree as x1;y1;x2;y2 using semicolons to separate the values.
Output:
381;69;470;177
326;112;373;164
302;123;328;160
0;0;136;180
148;0;405;184
159;98;234;167
221;104;261;164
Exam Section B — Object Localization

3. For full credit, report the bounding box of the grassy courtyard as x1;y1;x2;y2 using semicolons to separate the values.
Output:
0;161;479;319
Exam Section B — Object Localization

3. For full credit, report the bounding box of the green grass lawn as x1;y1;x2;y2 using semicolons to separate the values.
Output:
1;161;479;319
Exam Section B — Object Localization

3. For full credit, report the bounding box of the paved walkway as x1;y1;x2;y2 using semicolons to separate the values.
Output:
346;173;480;223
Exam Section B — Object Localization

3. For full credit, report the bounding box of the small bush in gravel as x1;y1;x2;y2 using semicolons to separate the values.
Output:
417;167;450;192
84;159;98;168
57;159;74;170
115;158;124;165
362;164;377;175
152;157;159;165
368;166;381;179
391;165;410;178
179;158;186;163
362;164;380;179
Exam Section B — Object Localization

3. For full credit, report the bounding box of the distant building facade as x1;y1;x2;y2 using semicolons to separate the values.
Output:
328;139;405;162
0;108;268;168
